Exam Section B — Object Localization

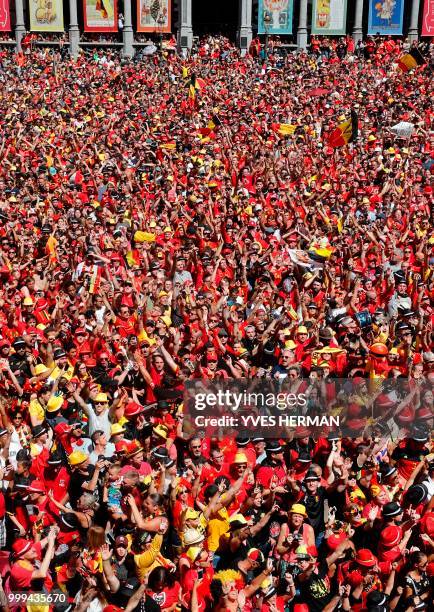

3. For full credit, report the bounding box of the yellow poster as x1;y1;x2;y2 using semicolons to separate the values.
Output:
29;0;64;31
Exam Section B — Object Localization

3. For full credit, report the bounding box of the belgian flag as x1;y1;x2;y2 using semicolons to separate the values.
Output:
328;110;358;148
271;123;297;137
397;48;426;73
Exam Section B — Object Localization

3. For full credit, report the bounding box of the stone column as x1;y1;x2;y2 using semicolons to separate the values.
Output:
69;0;80;57
408;0;420;41
15;0;26;51
353;0;364;43
123;0;134;57
297;0;308;49
238;0;252;56
178;0;193;53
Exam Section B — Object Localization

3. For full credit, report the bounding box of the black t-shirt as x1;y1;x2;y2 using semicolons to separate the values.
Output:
297;561;333;612
69;464;97;508
301;486;327;533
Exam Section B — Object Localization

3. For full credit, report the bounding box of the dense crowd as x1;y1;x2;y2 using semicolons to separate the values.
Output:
0;33;432;612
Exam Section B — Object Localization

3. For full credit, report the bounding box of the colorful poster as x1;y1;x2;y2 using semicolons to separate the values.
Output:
29;0;64;31
311;0;347;35
258;0;293;35
84;0;118;32
422;0;434;36
0;0;10;31
137;0;171;33
368;0;404;35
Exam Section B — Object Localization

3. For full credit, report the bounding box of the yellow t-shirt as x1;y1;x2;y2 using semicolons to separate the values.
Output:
29;399;45;423
134;534;163;581
206;507;229;552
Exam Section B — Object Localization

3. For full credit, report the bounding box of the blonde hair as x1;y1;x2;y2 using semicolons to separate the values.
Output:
87;525;106;551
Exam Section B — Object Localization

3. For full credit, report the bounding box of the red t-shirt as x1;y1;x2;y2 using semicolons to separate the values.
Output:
148;581;181;610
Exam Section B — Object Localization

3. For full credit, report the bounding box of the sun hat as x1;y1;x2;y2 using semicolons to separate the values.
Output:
183;528;205;547
68;450;89;466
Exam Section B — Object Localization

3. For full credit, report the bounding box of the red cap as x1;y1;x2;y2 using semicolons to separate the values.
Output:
12;539;34;558
355;549;377;567
379;525;402;548
27;480;46;494
75;328;87;336
124;401;145;418
306;546;318;558
207;352;218;361
419;512;434;538
115;440;130;454
0;339;10;348
326;532;347;551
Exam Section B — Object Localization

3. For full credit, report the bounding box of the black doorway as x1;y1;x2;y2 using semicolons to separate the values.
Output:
192;0;239;39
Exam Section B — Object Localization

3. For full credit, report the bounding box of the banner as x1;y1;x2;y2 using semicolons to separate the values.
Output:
422;0;434;36
0;0;10;31
389;121;414;139
84;0;118;32
311;0;347;35
368;0;404;35
137;0;171;33
29;0;64;31
258;0;293;35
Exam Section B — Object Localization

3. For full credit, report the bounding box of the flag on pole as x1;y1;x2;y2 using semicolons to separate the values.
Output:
397;48;426;72
328;110;358;148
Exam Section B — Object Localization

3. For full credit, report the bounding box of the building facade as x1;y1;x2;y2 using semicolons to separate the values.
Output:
3;0;429;56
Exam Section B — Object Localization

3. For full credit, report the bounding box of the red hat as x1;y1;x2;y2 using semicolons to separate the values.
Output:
127;440;143;457
0;339;10;349
355;549;377;567
419;512;434;538
326;532;347;551
12;539;34;558
27;480;46;494
207;352;218;361
115;440;130;454
379;525;402;548
124;401;145;418
75;328;87;336
376;394;396;408
35;298;49;310
306;545;318;558
397;406;414;423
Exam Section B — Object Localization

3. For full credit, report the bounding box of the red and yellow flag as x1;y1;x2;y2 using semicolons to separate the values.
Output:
328;111;358;148
397;48;425;72
271;123;297;137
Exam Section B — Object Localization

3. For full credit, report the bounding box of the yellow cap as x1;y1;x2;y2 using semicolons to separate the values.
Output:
110;423;126;437
232;453;248;464
152;424;168;440
185;546;202;562
184;508;200;520
68;450;89;466
285;340;297;350
297;326;308;334
94;393;108;403
159;315;172;328
34;364;49;376
23;297;34;306
46;395;63;413
290;503;307;517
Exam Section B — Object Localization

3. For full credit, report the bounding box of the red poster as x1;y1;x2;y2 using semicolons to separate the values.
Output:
83;0;118;32
0;0;11;31
422;0;434;36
